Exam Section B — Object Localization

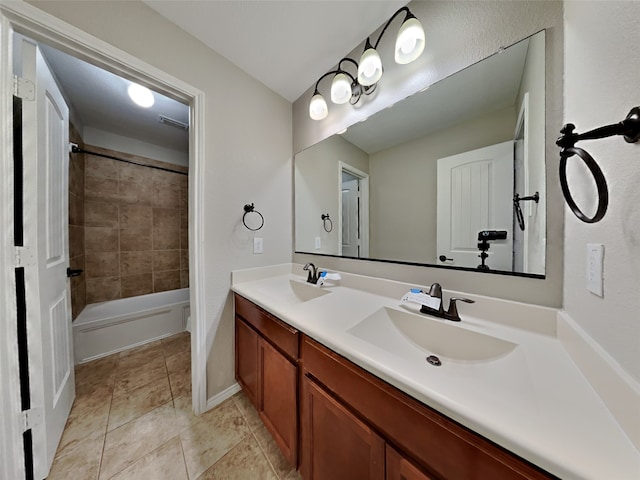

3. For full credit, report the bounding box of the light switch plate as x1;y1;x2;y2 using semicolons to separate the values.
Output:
253;237;263;254
586;243;604;297
315;237;321;249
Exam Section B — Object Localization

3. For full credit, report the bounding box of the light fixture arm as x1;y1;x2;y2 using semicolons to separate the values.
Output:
312;57;359;93
368;6;412;50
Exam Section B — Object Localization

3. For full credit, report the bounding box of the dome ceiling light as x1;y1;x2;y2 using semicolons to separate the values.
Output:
309;6;425;120
128;83;155;108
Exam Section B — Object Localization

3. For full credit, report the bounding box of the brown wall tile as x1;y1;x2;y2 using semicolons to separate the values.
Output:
119;162;148;182
85;252;120;278
85;176;119;204
120;204;152;229
153;250;180;272
121;273;153;298
85;155;119;179
120;228;152;251
180;250;189;271
120;251;153;276
85;201;118;228
153;169;181;188
180;269;189;289
153;208;180;229
153;270;181;293
153;185;180;208
86;277;121;303
119;179;154;206
85;227;118;252
180;228;189;250
69;225;85;258
153;227;180;250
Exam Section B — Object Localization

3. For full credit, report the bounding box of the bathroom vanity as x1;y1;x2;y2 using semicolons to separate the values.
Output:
232;265;639;480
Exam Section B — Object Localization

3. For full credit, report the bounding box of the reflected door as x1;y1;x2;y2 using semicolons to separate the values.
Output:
341;174;360;257
436;141;514;271
20;37;75;479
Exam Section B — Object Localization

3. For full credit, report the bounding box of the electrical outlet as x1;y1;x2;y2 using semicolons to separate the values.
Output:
315;237;321;249
586;243;604;297
253;237;263;254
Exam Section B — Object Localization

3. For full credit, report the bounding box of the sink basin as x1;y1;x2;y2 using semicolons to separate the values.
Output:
348;307;517;363
253;278;331;304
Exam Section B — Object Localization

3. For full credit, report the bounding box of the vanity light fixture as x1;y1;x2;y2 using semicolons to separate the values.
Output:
128;83;155;108
309;6;425;120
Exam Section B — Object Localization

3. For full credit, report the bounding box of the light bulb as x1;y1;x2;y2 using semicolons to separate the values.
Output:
395;17;425;64
358;47;383;86
309;93;328;120
331;73;352;104
128;83;154;108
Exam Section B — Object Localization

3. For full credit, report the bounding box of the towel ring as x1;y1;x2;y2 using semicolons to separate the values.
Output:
559;147;608;223
556;107;639;223
321;213;333;232
243;203;264;231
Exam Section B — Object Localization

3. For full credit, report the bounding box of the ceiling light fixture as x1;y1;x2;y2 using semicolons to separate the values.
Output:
128;83;155;108
309;6;425;120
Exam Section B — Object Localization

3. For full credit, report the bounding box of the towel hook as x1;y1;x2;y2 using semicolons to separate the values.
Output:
243;203;264;231
556;107;639;223
513;192;539;231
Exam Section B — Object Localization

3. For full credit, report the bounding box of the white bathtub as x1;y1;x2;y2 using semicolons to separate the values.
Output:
73;288;190;364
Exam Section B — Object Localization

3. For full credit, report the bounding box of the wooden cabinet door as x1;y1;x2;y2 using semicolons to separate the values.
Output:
235;317;259;407
301;377;385;480
258;338;298;467
386;445;435;480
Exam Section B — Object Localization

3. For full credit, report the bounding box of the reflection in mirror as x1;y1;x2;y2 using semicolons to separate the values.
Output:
295;31;546;276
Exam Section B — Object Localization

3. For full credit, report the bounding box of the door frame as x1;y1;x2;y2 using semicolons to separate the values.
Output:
337;161;369;257
514;92;530;271
0;3;207;476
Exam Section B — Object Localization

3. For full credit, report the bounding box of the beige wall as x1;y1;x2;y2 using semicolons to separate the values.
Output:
295;135;368;255
516;31;546;274
293;0;564;308
83;145;189;303
369;106;515;263
28;0;293;399
563;1;640;382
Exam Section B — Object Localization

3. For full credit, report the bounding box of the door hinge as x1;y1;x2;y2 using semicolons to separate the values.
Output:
13;75;35;101
22;408;43;432
15;246;35;267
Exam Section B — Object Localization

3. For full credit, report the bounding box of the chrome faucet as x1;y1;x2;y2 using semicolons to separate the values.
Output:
303;263;319;284
420;283;475;322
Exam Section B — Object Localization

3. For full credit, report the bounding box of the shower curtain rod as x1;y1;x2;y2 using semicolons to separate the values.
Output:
70;144;188;176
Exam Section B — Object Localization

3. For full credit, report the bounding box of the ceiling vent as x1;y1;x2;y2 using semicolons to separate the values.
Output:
158;114;189;130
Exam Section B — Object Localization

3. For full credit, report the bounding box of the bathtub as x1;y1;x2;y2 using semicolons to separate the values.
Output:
73;288;190;364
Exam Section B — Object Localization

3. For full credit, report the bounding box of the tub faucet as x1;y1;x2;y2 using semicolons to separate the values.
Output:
303;263;319;284
420;283;475;322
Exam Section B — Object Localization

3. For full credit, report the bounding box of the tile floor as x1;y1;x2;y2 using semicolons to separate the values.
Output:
48;332;302;480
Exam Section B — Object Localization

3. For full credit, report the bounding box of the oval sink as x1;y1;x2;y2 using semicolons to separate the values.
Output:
349;307;517;363
252;278;331;304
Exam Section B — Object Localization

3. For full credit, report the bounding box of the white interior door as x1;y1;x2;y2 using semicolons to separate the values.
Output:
19;37;74;479
341;176;360;257
436;141;514;271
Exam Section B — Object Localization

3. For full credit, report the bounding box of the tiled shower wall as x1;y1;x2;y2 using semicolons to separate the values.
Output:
69;125;86;320
83;144;189;304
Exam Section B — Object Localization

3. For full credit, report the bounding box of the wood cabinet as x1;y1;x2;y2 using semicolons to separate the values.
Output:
234;294;554;480
301;376;385;480
234;294;298;467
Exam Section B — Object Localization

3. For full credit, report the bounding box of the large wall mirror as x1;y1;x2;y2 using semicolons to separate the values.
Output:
295;30;546;277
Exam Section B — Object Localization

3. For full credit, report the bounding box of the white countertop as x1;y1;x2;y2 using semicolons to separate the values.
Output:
231;264;640;479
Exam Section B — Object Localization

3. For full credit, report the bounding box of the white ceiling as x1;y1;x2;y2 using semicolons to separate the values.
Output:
143;0;409;102
39;1;409;155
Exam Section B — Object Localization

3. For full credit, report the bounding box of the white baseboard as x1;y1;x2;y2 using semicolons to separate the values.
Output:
205;383;242;411
557;310;640;450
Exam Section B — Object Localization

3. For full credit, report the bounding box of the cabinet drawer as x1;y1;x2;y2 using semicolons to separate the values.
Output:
301;335;554;480
234;294;298;360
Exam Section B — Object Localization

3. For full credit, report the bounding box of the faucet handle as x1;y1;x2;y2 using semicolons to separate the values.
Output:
445;297;475;322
